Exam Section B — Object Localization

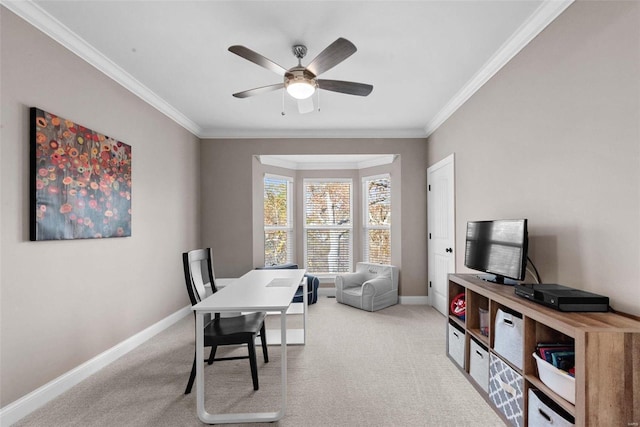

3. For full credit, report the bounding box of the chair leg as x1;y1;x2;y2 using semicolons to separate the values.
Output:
207;345;218;365
247;339;259;391
184;354;196;395
260;323;269;363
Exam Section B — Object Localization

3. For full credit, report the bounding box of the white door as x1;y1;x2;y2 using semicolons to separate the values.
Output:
427;154;455;316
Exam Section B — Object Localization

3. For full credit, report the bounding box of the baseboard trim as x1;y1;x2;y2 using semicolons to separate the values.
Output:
0;305;192;427
399;296;429;305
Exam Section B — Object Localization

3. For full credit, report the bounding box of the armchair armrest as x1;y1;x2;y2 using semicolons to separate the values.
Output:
335;272;367;291
361;277;393;296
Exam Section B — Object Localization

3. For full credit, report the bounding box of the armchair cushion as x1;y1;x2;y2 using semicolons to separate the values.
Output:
335;262;399;311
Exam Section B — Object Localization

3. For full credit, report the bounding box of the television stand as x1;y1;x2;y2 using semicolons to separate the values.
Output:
447;273;640;426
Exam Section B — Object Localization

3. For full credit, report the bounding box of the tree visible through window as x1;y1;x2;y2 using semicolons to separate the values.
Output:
264;175;293;266
304;180;352;274
364;175;391;264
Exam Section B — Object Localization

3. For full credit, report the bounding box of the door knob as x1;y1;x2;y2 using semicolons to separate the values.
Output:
445;248;453;253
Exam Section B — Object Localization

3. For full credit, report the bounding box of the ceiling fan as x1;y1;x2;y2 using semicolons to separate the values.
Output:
228;38;373;113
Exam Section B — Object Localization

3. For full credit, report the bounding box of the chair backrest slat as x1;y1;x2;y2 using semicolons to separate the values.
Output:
183;248;218;306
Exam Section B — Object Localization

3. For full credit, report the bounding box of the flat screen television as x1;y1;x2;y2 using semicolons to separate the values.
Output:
464;219;528;284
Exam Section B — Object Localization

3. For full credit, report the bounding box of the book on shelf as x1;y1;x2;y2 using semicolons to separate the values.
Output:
536;342;575;375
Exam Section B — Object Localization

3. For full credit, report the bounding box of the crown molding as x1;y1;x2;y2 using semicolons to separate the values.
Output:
424;0;574;137
2;0;203;137
199;127;427;139
3;0;572;140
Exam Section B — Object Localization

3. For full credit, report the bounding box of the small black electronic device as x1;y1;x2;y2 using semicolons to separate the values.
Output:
464;219;528;285
514;283;609;312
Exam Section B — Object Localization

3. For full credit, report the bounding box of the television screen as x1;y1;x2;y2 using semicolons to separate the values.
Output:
464;219;528;283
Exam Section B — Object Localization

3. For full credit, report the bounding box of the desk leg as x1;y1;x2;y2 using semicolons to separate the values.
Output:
280;308;288;417
195;309;287;424
195;312;206;419
302;277;308;344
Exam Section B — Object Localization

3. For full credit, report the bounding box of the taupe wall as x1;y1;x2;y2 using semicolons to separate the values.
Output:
427;1;640;315
201;139;427;296
0;8;201;406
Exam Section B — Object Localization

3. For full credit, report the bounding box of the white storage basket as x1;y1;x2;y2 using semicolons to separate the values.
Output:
448;322;465;369
494;308;524;369
469;338;489;392
533;353;575;404
528;389;575;426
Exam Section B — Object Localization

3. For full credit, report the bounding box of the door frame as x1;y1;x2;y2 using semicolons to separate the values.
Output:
427;153;456;310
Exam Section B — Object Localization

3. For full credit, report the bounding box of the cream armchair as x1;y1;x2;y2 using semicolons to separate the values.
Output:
335;262;399;311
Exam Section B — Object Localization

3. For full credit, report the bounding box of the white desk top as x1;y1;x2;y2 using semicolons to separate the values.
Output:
192;269;305;313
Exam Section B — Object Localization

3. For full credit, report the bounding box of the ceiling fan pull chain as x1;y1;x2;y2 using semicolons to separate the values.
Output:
281;88;286;116
317;86;321;112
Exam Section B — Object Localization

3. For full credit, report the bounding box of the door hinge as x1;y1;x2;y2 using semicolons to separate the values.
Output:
428;233;431;239
428;184;431;191
429;281;432;288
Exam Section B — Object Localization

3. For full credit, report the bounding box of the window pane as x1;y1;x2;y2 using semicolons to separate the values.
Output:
304;182;351;226
304;179;353;273
264;177;289;226
264;175;292;265
366;177;390;226
367;229;390;264
264;230;290;266
305;229;351;273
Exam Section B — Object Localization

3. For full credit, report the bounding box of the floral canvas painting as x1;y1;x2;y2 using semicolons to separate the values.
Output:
30;108;132;240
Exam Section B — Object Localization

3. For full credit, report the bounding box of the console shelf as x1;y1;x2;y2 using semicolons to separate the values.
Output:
446;274;640;426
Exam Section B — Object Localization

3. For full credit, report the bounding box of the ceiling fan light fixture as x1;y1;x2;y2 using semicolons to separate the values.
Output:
284;67;317;100
286;81;316;99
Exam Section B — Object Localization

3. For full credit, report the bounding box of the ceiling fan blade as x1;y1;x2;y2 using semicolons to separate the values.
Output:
306;38;357;77
228;45;287;76
232;83;284;98
317;79;373;96
297;97;314;114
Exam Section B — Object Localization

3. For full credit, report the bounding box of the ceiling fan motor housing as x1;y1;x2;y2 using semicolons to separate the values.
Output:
285;67;317;86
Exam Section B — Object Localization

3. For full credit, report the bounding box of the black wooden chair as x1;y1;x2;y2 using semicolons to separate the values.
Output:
183;248;268;394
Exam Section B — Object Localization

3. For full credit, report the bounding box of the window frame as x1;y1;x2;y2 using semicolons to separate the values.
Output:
303;178;353;275
362;173;391;264
263;173;294;266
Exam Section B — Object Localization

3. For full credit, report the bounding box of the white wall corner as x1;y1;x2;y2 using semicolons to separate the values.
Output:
0;305;192;427
424;0;574;137
0;0;202;138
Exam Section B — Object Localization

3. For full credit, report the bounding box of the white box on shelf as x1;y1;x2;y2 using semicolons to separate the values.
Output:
528;389;575;426
448;321;465;369
533;353;576;404
494;308;524;370
469;338;489;393
489;353;524;427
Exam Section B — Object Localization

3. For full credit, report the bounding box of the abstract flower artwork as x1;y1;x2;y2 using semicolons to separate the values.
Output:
30;107;132;240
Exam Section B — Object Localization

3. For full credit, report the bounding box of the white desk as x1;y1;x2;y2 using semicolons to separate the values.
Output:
192;268;306;424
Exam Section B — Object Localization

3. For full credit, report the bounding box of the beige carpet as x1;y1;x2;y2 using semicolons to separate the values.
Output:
15;297;505;426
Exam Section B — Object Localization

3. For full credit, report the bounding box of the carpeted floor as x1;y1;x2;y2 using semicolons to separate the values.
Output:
15;297;505;426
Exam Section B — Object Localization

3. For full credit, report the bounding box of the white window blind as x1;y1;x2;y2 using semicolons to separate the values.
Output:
264;174;293;266
303;179;352;274
363;174;391;264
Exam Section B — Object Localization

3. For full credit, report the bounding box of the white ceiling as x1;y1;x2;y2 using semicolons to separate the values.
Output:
6;0;572;139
